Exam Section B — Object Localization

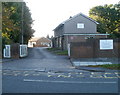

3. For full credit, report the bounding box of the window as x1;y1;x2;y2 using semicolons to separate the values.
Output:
77;23;84;29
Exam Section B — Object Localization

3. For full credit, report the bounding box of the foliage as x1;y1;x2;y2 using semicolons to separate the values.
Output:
89;4;120;38
47;48;68;55
47;48;61;51
55;50;68;55
46;34;50;39
2;2;35;47
89;64;120;70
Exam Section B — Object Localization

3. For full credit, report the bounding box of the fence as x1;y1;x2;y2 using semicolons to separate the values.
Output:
3;44;28;58
70;38;120;58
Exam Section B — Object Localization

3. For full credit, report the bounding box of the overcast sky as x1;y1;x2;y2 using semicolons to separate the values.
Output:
25;0;119;37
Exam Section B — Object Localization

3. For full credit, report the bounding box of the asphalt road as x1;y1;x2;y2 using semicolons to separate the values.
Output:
2;47;120;93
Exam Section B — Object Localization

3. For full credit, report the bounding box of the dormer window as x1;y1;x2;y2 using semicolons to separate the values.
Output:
77;23;84;29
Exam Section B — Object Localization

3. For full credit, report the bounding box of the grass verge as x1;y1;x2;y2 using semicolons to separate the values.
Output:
47;48;68;55
55;50;68;55
89;64;120;70
47;48;60;51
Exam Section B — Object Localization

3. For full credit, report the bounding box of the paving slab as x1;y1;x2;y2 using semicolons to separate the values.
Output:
70;58;120;72
96;62;112;65
71;58;119;66
72;61;113;66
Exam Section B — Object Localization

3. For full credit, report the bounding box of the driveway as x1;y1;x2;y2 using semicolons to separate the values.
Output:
2;47;77;72
2;47;119;93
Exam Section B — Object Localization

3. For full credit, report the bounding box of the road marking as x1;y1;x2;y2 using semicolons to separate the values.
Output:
48;75;52;77
24;74;29;76
3;73;13;76
103;75;118;78
23;71;29;73
105;72;112;74
12;71;21;73
115;72;120;78
90;75;103;78
104;72;118;78
57;74;71;78
32;74;40;76
23;79;117;84
2;70;120;79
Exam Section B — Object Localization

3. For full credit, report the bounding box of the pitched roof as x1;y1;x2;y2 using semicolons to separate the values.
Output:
54;13;99;31
29;37;41;42
62;13;99;24
38;37;51;43
29;37;51;42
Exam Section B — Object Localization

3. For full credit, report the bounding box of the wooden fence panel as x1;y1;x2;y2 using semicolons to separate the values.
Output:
70;38;120;59
11;43;20;59
70;41;94;58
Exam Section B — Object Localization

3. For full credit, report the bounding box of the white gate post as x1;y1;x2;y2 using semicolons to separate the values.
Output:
68;43;70;57
4;45;11;58
20;45;28;57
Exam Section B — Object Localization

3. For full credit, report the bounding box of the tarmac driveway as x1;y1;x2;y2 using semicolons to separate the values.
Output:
2;47;76;72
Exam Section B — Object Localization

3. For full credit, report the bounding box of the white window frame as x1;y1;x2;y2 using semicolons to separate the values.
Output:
77;23;84;29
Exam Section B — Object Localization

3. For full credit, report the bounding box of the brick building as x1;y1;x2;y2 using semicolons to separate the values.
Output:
28;37;52;47
52;13;109;50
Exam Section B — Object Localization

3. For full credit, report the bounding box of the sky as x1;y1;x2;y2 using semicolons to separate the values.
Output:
24;0;119;38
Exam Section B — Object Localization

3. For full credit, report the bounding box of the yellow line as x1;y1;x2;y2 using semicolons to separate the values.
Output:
48;75;52;77
24;74;29;76
103;75;118;78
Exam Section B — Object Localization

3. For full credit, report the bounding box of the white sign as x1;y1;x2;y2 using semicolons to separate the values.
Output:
100;40;113;50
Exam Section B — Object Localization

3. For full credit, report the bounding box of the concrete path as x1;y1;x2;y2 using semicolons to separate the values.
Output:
71;58;119;66
70;57;120;72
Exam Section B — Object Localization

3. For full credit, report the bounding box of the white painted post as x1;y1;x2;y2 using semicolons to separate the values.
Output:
4;45;11;58
20;45;28;57
68;43;70;57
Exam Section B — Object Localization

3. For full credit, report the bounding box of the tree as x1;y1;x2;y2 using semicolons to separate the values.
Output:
2;2;21;44
46;34;50;39
89;4;120;38
22;3;35;44
2;2;35;46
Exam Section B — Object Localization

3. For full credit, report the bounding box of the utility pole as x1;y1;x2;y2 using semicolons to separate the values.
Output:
21;2;24;44
0;2;2;59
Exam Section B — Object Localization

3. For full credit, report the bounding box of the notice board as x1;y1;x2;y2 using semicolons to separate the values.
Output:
100;39;113;50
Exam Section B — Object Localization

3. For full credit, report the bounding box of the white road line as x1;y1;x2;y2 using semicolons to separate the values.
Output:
23;79;117;84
